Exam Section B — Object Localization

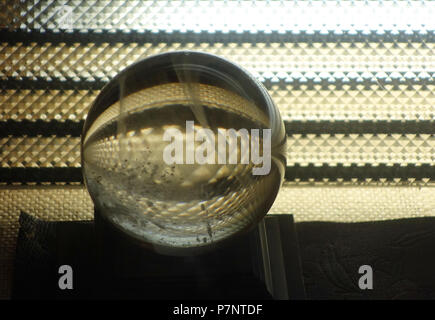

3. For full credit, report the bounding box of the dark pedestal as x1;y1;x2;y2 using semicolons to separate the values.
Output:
12;212;305;300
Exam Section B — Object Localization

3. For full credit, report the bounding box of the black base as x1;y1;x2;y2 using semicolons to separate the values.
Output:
12;212;305;300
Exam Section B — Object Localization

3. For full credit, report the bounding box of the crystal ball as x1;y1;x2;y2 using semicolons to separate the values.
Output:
81;51;286;254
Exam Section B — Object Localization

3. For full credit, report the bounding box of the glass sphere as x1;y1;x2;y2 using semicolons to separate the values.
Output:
81;51;286;254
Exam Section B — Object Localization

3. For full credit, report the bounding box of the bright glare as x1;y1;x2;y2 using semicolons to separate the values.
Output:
40;0;435;33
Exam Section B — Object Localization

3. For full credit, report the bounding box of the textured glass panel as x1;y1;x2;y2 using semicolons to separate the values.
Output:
270;182;435;221
1;134;433;169
2;0;433;33
286;134;434;167
0;136;80;168
1;86;433;123
273;85;435;122
0;89;96;121
1;42;434;82
1;41;433;124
